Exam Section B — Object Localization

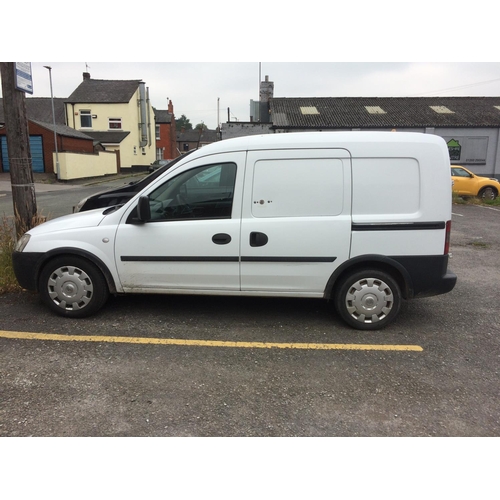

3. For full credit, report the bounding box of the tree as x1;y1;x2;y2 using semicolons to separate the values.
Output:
195;123;207;131
175;114;192;131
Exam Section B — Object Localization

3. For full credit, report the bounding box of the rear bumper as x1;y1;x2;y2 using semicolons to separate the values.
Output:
392;255;457;298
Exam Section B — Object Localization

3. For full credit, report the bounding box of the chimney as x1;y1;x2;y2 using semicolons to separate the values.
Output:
259;75;274;122
83;72;91;80
168;99;173;114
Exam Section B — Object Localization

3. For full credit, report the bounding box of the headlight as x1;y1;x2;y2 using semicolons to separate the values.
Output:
15;234;31;252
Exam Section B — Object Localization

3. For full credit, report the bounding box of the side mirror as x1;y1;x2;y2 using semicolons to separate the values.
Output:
136;196;151;222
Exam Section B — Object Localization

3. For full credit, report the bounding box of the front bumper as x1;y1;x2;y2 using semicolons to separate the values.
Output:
12;251;45;291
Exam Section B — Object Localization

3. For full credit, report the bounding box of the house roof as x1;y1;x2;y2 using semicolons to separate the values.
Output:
82;131;130;144
31;120;95;140
269;97;500;129
66;79;142;104
154;110;173;123
177;129;218;143
0;97;66;124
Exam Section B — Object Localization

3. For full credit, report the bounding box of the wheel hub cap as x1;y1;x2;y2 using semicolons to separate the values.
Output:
48;265;93;311
346;278;394;324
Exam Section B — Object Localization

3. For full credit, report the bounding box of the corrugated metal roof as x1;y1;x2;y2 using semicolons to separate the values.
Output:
269;97;500;129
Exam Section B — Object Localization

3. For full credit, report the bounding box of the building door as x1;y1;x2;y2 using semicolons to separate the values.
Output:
0;136;44;172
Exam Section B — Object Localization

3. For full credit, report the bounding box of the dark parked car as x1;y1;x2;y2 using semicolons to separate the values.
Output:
74;152;192;212
148;159;172;173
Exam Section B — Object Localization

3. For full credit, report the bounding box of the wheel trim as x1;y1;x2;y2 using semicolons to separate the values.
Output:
345;277;394;324
47;265;94;311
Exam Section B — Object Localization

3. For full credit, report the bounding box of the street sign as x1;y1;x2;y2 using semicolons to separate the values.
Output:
14;62;33;94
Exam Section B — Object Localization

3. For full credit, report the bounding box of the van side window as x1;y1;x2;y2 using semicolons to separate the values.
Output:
147;162;236;221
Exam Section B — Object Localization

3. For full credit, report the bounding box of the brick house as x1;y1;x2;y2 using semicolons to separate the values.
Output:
154;100;178;161
0;97;95;174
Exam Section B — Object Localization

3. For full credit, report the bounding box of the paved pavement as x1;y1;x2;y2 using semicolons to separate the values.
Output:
0;172;141;193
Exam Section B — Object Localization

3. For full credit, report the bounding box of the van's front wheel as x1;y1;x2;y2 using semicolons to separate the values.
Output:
334;269;401;330
39;256;109;318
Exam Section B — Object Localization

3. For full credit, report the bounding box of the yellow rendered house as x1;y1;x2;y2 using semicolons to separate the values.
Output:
65;72;155;169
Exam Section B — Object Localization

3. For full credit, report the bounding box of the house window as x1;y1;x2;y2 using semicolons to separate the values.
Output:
109;118;122;130
80;110;92;128
183;143;190;151
156;125;160;140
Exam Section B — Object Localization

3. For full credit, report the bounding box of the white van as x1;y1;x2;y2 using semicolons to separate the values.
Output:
13;132;456;330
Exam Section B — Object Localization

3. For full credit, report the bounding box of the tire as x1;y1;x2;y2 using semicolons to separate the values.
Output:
478;187;497;201
39;256;109;318
334;269;401;330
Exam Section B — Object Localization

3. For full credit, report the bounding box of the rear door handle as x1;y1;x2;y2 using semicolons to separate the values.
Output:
250;232;268;247
212;233;232;245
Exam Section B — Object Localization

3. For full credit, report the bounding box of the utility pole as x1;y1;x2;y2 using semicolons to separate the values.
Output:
0;62;37;238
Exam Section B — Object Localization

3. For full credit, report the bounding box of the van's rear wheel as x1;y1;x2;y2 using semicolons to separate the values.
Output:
39;256;109;318
334;269;401;330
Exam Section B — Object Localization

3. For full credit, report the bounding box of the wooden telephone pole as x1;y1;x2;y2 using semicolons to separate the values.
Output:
0;62;37;238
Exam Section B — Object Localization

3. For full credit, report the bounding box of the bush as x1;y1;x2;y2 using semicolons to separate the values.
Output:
0;216;21;293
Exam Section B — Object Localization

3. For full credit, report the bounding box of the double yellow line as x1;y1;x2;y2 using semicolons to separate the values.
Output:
0;330;423;351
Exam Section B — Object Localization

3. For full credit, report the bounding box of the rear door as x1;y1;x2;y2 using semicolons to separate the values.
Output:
240;148;352;296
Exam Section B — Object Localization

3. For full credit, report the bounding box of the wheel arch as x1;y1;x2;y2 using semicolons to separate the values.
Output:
35;247;118;294
324;254;413;301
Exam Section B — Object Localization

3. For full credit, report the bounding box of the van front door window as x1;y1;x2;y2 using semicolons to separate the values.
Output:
148;162;237;221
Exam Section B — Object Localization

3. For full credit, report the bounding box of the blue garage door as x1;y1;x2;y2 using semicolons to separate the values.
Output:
1;136;45;173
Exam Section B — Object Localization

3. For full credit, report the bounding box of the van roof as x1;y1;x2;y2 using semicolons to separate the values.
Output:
187;131;446;159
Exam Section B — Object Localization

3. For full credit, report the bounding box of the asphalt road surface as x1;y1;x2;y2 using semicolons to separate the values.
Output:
0;179;499;437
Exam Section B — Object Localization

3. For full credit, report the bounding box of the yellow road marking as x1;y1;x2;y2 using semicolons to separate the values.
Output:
0;330;423;351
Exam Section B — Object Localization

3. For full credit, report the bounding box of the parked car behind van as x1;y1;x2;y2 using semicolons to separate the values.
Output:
13;132;456;330
451;165;499;200
74;152;192;212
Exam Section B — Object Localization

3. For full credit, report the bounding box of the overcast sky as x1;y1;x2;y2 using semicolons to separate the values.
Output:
2;2;500;131
4;62;500;130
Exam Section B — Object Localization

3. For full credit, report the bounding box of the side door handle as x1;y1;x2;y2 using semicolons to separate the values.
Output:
250;232;268;247
212;233;232;245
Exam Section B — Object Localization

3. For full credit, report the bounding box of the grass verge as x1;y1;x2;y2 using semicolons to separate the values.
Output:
453;192;500;206
0;213;47;294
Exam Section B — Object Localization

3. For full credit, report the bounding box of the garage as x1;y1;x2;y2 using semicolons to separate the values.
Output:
1;135;45;173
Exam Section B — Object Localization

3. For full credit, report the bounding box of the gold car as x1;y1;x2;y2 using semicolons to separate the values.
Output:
451;166;500;200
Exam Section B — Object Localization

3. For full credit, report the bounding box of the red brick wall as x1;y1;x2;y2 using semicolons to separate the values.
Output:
155;101;179;161
0;121;94;173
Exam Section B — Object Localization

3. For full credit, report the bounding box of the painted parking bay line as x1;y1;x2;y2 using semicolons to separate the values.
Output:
0;330;423;351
